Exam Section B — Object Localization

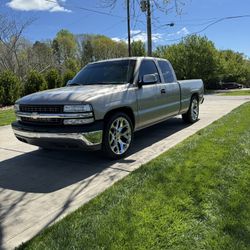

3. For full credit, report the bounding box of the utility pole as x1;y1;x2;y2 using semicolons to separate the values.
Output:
146;0;152;56
140;1;174;56
141;0;152;56
127;0;131;57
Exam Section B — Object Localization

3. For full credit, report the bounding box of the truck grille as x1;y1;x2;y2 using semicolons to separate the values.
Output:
20;105;63;113
20;117;62;126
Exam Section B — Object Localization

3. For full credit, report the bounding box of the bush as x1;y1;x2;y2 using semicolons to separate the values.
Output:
0;86;4;105
63;69;76;86
64;58;80;73
0;70;21;106
45;68;62;89
24;70;47;95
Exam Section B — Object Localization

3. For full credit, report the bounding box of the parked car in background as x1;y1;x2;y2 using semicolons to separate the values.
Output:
12;57;204;159
221;82;243;89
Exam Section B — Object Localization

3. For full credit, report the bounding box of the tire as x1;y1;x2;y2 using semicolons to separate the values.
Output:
102;112;133;159
182;96;199;124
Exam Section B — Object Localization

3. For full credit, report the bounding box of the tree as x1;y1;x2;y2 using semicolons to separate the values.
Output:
52;29;77;64
0;14;34;76
17;40;54;79
244;60;250;87
52;39;61;66
91;35;127;60
154;35;220;88
219;50;248;85
24;70;47;95
80;35;127;65
131;40;146;56
0;70;21;105
82;39;94;66
45;68;62;89
100;0;185;14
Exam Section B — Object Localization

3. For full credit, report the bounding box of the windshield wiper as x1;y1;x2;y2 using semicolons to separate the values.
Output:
92;82;126;85
68;82;126;86
68;83;81;86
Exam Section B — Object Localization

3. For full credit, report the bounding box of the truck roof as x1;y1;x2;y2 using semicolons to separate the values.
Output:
89;57;168;64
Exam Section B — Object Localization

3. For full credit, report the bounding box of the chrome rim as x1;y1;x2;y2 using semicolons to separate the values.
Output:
109;117;132;155
191;99;199;121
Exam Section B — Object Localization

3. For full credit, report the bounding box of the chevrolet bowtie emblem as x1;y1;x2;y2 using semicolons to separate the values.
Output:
31;112;39;120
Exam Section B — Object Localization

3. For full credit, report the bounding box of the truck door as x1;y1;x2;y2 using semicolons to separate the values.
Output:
156;60;180;119
136;59;162;128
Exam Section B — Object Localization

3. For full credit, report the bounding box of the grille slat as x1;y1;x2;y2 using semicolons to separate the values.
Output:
20;105;63;113
20;117;62;125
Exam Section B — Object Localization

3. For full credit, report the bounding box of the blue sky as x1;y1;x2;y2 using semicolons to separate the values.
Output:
1;0;250;56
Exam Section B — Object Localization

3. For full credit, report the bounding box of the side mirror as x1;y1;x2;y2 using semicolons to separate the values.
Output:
67;79;72;86
142;74;157;84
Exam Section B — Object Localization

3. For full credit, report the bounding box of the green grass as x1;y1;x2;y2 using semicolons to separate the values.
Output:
19;103;250;250
0;108;15;126
220;90;250;96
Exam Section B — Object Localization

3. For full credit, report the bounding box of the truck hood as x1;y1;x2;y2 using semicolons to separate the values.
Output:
17;84;127;105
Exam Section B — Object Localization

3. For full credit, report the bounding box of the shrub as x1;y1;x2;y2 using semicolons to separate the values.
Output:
64;58;80;73
45;68;62;89
0;86;4;105
63;69;76;86
24;70;47;95
0;70;21;106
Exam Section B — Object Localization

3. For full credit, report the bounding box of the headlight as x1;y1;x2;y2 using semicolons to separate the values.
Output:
14;104;19;112
63;104;92;113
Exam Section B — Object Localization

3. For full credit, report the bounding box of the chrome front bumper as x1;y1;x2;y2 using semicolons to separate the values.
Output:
12;128;103;150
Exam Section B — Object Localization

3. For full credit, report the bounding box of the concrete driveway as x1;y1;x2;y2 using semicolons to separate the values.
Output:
0;95;249;249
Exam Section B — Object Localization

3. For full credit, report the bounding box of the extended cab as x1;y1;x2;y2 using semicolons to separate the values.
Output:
12;57;204;159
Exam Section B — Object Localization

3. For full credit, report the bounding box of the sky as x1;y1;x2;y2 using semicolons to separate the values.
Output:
1;0;250;57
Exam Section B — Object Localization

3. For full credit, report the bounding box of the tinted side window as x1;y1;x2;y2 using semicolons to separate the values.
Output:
158;61;175;83
138;60;160;83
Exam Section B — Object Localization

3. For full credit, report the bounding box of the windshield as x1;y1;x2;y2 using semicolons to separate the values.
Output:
69;59;136;85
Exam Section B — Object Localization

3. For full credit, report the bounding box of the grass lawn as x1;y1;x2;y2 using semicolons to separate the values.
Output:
19;103;250;250
0;108;15;126
220;90;250;96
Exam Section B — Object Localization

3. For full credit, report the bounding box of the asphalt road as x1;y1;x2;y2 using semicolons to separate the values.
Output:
0;95;249;250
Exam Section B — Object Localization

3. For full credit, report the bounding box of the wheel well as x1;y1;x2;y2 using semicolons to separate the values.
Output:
104;107;135;128
191;93;199;101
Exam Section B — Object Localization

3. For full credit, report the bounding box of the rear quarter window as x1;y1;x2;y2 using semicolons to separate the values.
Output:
158;61;175;83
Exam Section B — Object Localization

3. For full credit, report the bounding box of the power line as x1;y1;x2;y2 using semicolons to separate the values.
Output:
132;7;143;31
44;0;125;18
164;14;250;42
44;1;250;46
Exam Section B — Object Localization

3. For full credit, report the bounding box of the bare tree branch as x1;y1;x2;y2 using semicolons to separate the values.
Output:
0;14;35;75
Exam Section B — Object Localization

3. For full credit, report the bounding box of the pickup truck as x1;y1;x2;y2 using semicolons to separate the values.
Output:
12;57;204;159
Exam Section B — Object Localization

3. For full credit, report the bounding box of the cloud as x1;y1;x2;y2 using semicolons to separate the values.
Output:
112;30;163;43
6;0;71;13
111;37;122;42
130;30;163;42
177;27;189;35
167;27;190;37
112;27;190;46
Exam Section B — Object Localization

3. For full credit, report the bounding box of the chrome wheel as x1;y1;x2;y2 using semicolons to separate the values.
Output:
108;117;132;155
191;98;199;121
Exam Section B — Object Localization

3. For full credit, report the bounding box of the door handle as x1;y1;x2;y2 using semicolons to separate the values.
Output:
160;89;166;94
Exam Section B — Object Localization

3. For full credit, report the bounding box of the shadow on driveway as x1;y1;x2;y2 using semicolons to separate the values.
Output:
0;117;189;194
0;117;191;249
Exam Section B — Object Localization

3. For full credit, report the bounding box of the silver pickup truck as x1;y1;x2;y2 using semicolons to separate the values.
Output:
12;57;204;159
